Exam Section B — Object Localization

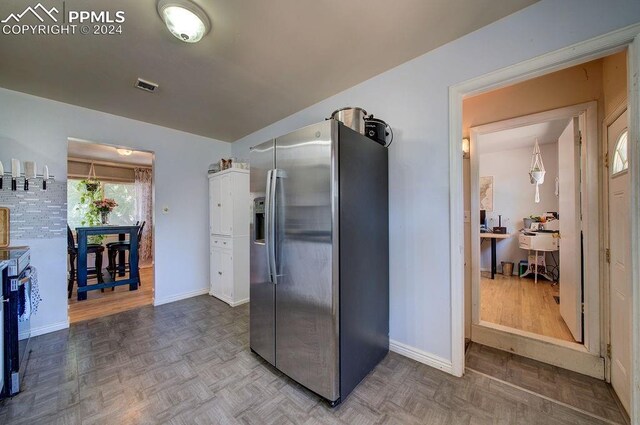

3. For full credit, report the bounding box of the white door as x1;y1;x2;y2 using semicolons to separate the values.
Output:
558;117;583;342
608;109;630;414
210;246;223;296
220;174;233;235
210;177;221;235
221;249;234;299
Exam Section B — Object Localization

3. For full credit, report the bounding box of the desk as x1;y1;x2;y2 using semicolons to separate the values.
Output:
480;233;513;279
518;232;559;284
76;225;139;301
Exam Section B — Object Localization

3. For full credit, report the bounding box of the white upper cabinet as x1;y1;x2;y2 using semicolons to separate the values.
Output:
209;169;249;237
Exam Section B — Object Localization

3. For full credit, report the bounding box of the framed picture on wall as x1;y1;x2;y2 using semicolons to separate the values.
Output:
479;176;494;212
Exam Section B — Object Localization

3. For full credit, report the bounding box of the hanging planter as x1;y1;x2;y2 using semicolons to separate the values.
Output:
529;139;546;203
81;163;100;192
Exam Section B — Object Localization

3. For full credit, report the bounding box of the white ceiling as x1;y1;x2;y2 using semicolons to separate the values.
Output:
0;0;537;142
478;118;571;155
68;139;154;166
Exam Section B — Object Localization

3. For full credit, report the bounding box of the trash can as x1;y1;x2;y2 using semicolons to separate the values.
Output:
501;261;514;276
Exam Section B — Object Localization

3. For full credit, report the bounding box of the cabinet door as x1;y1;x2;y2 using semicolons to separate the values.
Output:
220;174;233;235
210;246;223;296
210;177;222;235
221;249;234;299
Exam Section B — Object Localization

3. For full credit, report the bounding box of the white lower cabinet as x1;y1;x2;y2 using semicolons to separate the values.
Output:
209;235;249;306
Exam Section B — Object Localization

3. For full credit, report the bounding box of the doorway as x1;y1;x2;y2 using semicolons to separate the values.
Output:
449;26;640;419
66;139;155;323
468;102;601;378
471;114;579;344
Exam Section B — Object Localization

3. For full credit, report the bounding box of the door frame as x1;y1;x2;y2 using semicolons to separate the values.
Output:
602;99;628;384
468;102;599;369
448;23;640;418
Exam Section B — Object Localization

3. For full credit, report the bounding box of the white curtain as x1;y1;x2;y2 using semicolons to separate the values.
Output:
134;168;153;265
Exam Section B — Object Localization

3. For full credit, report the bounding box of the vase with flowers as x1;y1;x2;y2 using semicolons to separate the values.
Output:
94;198;118;224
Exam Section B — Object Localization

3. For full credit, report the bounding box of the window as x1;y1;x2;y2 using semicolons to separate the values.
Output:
103;182;137;226
612;130;629;174
67;179;137;229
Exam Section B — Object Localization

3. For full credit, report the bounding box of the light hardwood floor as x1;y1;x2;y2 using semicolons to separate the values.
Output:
68;266;154;323
480;272;576;342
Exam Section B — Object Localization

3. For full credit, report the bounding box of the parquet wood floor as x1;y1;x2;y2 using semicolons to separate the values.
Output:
466;343;629;424
0;295;626;424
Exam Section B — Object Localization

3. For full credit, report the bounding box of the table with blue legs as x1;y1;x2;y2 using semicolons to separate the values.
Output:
76;225;140;301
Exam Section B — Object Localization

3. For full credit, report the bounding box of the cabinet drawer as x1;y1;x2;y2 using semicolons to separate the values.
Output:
211;236;233;250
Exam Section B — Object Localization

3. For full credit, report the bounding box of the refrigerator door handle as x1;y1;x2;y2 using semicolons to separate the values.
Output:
271;169;287;282
265;169;274;283
268;169;279;284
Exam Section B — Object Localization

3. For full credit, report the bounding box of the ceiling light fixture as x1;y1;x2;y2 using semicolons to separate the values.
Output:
157;0;211;43
116;148;133;156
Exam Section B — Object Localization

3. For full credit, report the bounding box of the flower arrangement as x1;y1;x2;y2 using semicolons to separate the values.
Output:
93;198;118;213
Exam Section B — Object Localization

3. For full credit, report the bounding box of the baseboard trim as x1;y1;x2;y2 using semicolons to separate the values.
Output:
209;293;249;307
229;298;249;307
390;339;453;374
30;320;69;337
154;288;209;306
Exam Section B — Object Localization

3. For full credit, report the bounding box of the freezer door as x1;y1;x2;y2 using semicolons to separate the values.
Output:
274;120;339;401
249;140;276;365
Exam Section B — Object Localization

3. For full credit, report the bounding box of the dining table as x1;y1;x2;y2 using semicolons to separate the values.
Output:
75;225;140;301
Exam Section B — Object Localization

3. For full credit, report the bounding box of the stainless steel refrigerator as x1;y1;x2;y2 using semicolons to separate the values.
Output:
249;119;389;406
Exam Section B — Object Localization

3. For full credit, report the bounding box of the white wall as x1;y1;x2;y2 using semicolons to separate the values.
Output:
232;0;640;365
0;88;231;335
479;143;559;272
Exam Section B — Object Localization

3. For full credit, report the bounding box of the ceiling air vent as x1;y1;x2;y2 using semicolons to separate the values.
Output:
135;78;159;93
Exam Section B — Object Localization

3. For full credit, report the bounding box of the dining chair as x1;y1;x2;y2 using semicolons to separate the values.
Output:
67;225;105;299
107;221;145;281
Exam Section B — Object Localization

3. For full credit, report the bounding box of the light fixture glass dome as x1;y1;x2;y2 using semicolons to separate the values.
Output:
116;148;133;156
157;0;211;43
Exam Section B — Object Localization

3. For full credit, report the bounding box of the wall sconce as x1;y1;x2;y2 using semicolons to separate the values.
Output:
462;138;470;159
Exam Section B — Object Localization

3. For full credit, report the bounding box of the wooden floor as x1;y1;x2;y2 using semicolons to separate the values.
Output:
0;295;627;424
68;267;154;324
480;272;576;342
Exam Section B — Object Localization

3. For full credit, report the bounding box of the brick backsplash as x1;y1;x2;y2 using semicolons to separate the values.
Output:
0;179;67;240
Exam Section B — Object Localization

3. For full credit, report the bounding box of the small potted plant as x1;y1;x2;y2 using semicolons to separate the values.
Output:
94;198;118;224
80;178;101;193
